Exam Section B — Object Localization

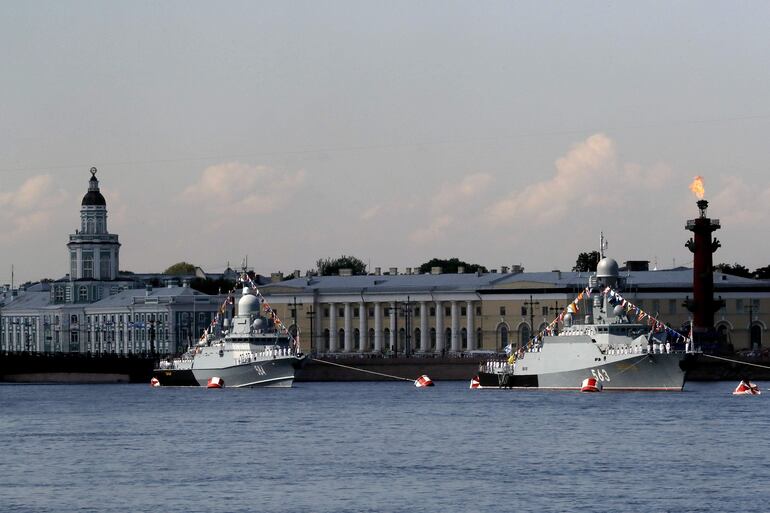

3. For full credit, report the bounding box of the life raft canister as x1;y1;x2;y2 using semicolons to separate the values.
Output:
414;375;434;387
150;377;161;387
733;381;761;395
581;376;603;392
207;376;225;389
470;376;481;389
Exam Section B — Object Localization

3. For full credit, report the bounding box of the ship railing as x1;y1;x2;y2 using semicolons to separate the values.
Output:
235;346;294;365
480;359;513;373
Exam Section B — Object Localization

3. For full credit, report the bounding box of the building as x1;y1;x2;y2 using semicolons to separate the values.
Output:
259;265;769;355
0;169;223;355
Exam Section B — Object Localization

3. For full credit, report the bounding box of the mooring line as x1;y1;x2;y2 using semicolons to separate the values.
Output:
310;358;414;382
700;353;770;370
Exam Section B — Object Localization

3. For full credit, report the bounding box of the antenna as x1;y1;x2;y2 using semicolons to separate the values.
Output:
599;232;608;259
11;264;14;290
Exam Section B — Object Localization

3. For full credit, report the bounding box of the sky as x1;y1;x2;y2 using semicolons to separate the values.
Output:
2;1;770;284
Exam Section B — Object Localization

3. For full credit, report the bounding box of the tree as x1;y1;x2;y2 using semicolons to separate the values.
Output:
163;262;197;275
190;277;237;295
417;258;487;274
753;265;770;280
316;255;367;276
714;263;752;278
572;251;600;272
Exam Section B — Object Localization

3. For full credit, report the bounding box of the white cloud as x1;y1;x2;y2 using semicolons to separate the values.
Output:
360;204;382;221
407;172;493;243
0;174;68;240
180;162;306;218
711;175;770;226
485;133;671;226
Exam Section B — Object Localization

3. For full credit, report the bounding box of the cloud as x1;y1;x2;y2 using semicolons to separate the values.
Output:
485;133;671;226
360;204;382;221
711;175;770;226
408;172;493;243
0;174;68;240
180;162;306;217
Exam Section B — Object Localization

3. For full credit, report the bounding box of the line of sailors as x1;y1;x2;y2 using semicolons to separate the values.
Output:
235;346;292;365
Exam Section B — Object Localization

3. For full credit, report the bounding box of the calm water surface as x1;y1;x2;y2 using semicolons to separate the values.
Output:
1;381;768;513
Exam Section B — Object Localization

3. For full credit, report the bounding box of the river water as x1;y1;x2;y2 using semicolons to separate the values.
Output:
1;381;768;513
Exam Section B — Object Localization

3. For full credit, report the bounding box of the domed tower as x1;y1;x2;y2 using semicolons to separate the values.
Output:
67;168;121;280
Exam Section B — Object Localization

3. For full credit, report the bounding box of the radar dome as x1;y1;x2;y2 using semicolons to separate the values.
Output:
596;257;619;278
238;291;259;315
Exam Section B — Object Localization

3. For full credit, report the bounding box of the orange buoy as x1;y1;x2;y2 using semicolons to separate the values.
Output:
150;377;161;387
581;377;602;392
414;375;434;387
733;380;761;395
207;376;225;389
470;376;480;389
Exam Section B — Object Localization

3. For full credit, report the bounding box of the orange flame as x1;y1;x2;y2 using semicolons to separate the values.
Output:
689;176;705;199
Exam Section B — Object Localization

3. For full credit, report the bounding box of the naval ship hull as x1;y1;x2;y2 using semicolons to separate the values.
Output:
152;356;305;388
477;353;688;391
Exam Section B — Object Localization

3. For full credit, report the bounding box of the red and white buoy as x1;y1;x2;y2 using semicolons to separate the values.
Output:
414;375;434;387
733;380;761;395
207;376;225;389
150;377;160;387
580;377;602;392
470;376;480;389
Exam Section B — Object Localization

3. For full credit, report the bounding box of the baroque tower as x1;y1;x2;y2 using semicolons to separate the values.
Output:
67;167;121;280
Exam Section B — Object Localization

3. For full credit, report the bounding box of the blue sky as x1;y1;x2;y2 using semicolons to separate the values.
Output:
2;1;770;282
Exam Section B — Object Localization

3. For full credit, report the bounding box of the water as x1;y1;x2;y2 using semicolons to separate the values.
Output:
1;381;768;513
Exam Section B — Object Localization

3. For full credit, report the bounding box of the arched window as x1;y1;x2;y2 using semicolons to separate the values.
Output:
323;329;330;351
337;329;345;351
751;324;762;349
461;328;468;350
476;328;483;349
716;323;730;345
444;328;452;350
398;328;406;352
497;324;509;351
383;328;391;350
354;329;361;351
430;328;436;350
368;328;375;352
518;324;531;348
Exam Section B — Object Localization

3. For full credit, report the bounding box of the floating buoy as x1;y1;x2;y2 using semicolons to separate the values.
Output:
207;376;225;389
470;376;480;389
414;375;434;387
733;380;761;395
150;377;160;387
580;377;602;392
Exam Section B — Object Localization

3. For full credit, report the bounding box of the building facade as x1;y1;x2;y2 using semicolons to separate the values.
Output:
0;169;222;355
259;267;769;355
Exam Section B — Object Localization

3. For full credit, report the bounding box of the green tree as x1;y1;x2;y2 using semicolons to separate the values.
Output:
572;251;600;272
417;258;487;274
753;265;770;280
714;263;752;278
163;262;197;275
316;255;367;276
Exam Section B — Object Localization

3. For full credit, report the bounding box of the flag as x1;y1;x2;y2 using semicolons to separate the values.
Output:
504;344;513;355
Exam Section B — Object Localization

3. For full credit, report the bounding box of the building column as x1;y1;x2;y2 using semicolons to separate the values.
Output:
467;300;476;350
435;301;444;354
374;302;383;352
328;302;337;352
389;302;397;351
343;303;353;352
420;301;429;352
359;301;368;353
450;301;460;352
314;302;323;354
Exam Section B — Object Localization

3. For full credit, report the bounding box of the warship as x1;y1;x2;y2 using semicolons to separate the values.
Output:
152;285;306;387
475;255;691;391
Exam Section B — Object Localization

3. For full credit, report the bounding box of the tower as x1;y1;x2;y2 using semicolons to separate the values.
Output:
684;199;725;346
67;167;121;280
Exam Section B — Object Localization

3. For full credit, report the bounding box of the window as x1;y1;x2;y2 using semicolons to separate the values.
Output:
461;307;466;316
79;287;88;302
521;306;527;316
82;251;94;279
338;308;344;318
70;252;77;278
445;307;450;317
668;299;676;315
368;308;374;317
736;299;744;313
100;251;110;279
324;308;329;318
476;306;482;316
500;306;506;316
353;308;359;317
430;307;436;317
55;287;65;303
541;306;548;316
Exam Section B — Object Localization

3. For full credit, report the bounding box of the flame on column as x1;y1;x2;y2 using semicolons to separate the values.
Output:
689;176;705;199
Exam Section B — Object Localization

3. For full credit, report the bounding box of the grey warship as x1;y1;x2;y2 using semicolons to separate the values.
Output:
476;255;690;391
153;286;306;387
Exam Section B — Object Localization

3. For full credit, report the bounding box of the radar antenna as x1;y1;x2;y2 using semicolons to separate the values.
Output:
600;232;608;259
